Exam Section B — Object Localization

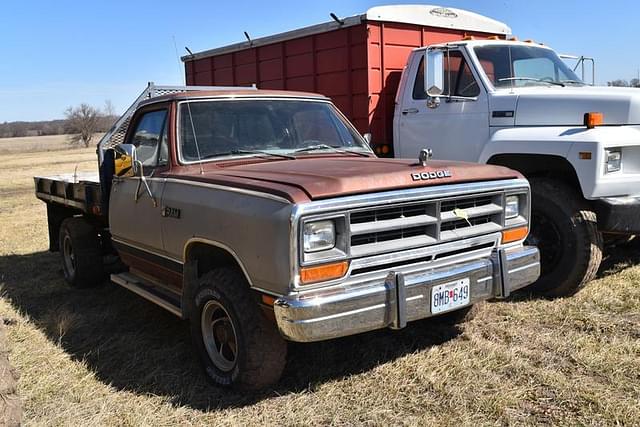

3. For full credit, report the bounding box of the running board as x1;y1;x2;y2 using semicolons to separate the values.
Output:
111;272;183;318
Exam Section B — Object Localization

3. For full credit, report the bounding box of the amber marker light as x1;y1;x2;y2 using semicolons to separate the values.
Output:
502;226;529;243
584;112;604;129
300;261;349;284
261;295;276;306
579;152;592;160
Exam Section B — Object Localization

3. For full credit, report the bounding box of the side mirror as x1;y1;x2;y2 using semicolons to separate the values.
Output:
114;144;140;177
424;49;445;97
363;133;372;146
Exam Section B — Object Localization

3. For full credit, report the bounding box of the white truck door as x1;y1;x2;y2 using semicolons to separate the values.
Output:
396;50;489;161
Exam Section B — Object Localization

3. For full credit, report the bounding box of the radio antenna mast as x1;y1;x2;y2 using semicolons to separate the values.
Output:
185;102;204;174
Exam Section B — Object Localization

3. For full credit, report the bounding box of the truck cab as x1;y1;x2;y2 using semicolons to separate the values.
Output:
395;39;640;295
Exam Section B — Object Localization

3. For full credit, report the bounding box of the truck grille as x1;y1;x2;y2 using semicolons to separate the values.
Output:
349;193;504;257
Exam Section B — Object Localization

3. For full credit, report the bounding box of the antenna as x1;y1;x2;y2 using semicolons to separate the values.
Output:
244;31;252;44
185;46;194;56
172;35;184;85
330;13;344;25
185;102;205;175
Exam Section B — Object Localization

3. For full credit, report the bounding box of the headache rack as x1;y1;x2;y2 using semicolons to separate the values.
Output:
96;82;257;164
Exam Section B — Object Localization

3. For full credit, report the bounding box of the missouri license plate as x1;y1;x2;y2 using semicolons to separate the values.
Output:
431;278;470;314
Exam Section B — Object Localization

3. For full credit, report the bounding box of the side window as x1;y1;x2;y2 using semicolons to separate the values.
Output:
129;109;168;170
412;58;428;100
412;51;480;99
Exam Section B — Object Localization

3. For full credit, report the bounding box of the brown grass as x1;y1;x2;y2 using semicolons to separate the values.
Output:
0;136;639;425
0;134;104;154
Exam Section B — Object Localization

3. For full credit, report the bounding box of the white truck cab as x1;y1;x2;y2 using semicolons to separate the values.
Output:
395;39;640;295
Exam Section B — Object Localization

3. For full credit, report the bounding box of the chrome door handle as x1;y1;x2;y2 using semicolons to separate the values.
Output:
402;108;419;115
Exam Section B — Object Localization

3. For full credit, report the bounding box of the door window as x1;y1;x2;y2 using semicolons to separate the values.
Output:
129;109;168;171
413;51;480;99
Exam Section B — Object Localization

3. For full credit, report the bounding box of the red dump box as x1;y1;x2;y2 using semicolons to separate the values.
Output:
183;5;510;155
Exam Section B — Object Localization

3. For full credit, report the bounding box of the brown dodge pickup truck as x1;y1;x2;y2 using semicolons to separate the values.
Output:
35;84;540;389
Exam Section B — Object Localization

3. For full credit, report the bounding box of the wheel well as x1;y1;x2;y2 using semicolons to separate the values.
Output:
182;241;250;319
488;154;583;197
185;242;246;278
46;203;81;252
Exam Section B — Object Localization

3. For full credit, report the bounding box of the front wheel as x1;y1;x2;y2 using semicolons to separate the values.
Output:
525;178;602;297
190;268;287;390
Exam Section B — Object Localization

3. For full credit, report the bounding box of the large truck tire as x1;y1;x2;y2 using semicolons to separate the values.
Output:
525;178;602;297
190;268;287;390
0;322;21;427
58;217;105;288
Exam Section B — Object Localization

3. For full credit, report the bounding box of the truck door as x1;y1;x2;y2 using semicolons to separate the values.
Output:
396;49;489;161
109;106;170;269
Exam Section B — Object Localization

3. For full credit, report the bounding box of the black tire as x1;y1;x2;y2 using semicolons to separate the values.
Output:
525;178;602;297
190;268;287;390
58;217;104;288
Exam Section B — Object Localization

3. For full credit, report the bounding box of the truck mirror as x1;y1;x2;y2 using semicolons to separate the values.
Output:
113;144;139;177
363;133;372;145
425;49;445;97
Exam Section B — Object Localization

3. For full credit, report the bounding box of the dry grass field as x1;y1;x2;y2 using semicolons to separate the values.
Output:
0;136;639;426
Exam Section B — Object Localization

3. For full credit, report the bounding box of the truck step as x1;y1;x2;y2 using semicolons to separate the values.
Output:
110;272;182;318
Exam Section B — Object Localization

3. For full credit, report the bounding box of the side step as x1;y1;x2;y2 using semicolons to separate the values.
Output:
111;272;183;318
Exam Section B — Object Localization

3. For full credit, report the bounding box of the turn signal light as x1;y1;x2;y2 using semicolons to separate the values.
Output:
502;226;529;243
584;112;604;129
261;295;276;306
300;261;348;284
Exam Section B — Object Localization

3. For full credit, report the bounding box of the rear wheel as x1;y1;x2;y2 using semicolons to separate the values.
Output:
190;268;287;390
58;217;104;288
525;178;602;297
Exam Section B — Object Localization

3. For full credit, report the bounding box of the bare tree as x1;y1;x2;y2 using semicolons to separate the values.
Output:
100;100;118;131
65;103;100;147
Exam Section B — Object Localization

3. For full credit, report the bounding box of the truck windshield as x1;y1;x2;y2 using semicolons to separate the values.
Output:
178;99;370;162
473;45;584;88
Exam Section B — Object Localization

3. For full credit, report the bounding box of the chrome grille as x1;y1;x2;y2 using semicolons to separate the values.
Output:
349;192;504;257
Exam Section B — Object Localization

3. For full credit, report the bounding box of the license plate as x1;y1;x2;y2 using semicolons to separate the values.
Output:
431;278;470;314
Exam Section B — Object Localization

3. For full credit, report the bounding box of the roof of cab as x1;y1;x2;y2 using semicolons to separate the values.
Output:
138;89;330;108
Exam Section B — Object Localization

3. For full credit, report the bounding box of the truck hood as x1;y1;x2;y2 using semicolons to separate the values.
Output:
513;86;640;126
168;156;521;202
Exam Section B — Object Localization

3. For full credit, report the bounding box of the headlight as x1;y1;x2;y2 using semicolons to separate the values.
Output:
303;220;335;252
505;195;520;219
606;149;622;173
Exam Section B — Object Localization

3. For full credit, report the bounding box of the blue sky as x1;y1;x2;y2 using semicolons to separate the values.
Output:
1;0;638;122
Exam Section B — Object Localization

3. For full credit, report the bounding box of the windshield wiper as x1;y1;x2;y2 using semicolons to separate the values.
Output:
498;77;565;87
201;149;295;160
293;144;371;157
560;79;585;86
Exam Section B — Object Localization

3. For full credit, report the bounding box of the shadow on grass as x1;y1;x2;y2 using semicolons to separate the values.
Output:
0;250;461;411
504;238;640;303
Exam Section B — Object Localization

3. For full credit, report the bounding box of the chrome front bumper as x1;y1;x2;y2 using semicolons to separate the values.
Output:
274;245;540;342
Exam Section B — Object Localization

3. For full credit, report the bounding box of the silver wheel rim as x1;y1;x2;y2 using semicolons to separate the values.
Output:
62;234;76;278
201;300;238;372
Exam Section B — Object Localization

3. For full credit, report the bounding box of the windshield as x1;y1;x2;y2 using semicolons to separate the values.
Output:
473;45;584;88
178;99;370;162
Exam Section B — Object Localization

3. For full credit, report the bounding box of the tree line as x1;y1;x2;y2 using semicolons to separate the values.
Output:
0;101;119;147
607;78;640;87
